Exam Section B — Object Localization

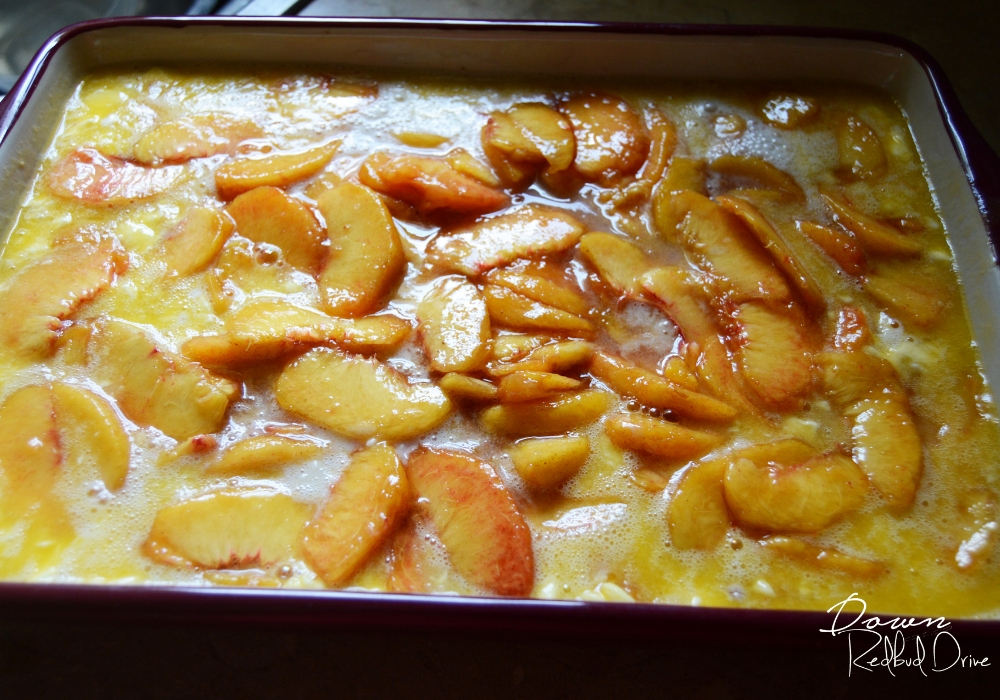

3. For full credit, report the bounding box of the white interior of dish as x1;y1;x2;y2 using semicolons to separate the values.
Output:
2;23;997;392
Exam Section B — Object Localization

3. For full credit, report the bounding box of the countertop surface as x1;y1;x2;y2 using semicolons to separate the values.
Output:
2;1;999;697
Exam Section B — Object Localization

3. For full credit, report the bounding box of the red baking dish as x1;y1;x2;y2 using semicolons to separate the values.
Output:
0;17;999;646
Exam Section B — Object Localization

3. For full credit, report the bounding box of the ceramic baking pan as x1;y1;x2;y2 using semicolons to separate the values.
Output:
0;18;998;644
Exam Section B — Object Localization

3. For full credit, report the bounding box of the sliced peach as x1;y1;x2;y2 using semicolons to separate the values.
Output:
91;318;239;441
760;95;820;129
716;195;824;310
590;351;736;423
653;190;791;304
0;385;75;570
144;488;309;569
317;181;406;317
48;148;183;204
54;324;92;366
561;92;649;182
639;267;754;412
0;230;127;357
510;435;590;489
0;385;62;506
797;220;866;275
660;157;706;196
821;191;922;257
51;382;130;490
183;307;411;367
227;186;326;272
486;340;594;378
417;276;490;373
862;272;945;327
498;371;581;403
661;355;700;391
406;447;534;596
426;204;586;275
395;131;449;148
666;457;729;550
833;305;872;352
489;334;551;364
848;397;923;508
484;267;589;317
439;373;499;402
835;114;886;181
483;285;594;338
159;207;234;276
445;148;502;187
482;102;575;187
636;108;677;185
358;151;508;217
303;443;410;586
480;389;611;436
604;412;721;460
275;347;452;442
709;155;805;202
579;232;650;297
207;434;326;475
724;444;868;533
133;113;263;165
215;140;338;200
760;535;885;577
730;302;813;409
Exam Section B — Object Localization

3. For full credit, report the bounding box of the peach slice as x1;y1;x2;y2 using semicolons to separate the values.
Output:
821;191;922;257
639;267;754;412
848;397;923;508
604;412;721;460
716;195;824;310
709;155;805;202
207;434;326;475
760;536;885;578
579;232;651;296
724;442;868;533
159;207;234;276
510;435;590;489
426;204;586;276
481;102;576;187
730;302;813;409
835;114;886;181
498;371;582;403
833;305;873;352
445;148;502;188
406;447;534;596
486;340;594;378
634;108;677;185
480;389;611;436
0;385;75;570
660;158;707;197
483;285;594;338
862;272;945;328
417;276;490;373
489;334;551;364
0;230;127;357
227;186;326;272
653;190;791;305
484;267;589;317
814;350;899;408
561;92;649;181
215;140;338;200
133;113;263;165
395;131;449;148
55;324;92;366
760;95;820;130
48;148;183;204
590;351;736;423
91;318;239;441
0;385;62;508
438;373;499;402
51;382;130;491
302;443;410;586
797;221;866;275
358;151;508;216
317;181;406;317
144;488;309;569
666;457;729;550
275;347;452;442
661;356;700;392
